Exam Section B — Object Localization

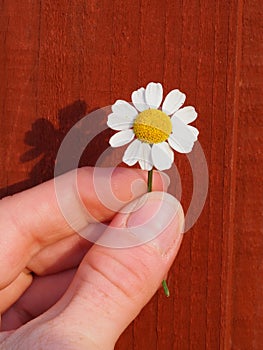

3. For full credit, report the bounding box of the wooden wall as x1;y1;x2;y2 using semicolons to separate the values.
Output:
0;1;262;349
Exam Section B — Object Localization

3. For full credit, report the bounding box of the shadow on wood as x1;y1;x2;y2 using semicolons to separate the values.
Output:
0;100;112;199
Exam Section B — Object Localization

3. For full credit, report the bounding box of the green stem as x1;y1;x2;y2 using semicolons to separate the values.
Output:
162;280;170;297
147;169;153;192
147;169;170;298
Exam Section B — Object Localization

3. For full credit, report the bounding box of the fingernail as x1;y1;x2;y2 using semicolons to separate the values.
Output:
129;171;170;199
158;171;170;191
130;178;147;197
127;192;183;254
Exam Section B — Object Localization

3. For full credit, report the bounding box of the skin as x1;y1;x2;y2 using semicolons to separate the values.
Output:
0;167;184;349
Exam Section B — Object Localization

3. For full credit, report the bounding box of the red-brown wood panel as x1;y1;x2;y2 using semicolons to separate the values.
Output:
231;1;263;348
0;1;262;349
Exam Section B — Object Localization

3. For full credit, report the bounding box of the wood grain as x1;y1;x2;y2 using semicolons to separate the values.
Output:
231;1;263;348
0;0;262;349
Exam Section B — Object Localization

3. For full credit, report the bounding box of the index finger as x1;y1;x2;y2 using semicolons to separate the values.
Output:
0;167;169;288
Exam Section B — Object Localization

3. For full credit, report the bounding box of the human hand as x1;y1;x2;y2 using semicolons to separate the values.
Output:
0;167;184;349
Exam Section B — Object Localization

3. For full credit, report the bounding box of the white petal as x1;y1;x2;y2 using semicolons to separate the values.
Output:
109;129;134;148
138;143;153;170
162;89;186;115
173;106;197;124
187;125;199;138
168;117;198;153
107;112;135;131
151;142;174;171
122;139;141;166
131;87;148;112
145;82;163;109
112;100;138;117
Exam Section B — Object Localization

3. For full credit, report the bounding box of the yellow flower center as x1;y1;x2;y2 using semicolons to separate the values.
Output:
133;109;172;144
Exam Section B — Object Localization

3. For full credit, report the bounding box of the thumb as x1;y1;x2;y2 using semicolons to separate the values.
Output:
9;192;184;349
56;191;184;349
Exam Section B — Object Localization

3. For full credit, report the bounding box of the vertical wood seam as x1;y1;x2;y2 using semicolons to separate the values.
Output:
36;0;42;120
205;1;217;347
220;0;243;348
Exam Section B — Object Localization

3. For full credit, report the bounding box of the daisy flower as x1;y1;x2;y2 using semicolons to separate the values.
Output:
107;82;199;171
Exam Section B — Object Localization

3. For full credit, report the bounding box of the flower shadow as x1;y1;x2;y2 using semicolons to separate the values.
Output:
0;100;111;199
